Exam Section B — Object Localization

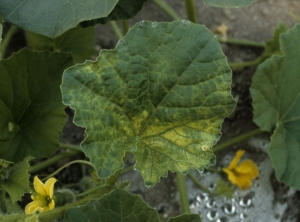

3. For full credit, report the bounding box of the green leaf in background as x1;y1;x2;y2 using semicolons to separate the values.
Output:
81;0;147;27
250;24;300;189
0;49;73;162
26;25;96;64
63;189;160;222
0;0;118;38
204;0;256;8
0;196;23;214
61;21;235;186
167;214;201;222
261;22;287;60
0;157;32;202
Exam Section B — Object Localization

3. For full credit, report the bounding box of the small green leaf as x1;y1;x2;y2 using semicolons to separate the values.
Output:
26;25;96;63
63;189;160;222
0;0;118;38
81;0;147;27
0;49;73;162
250;24;300;189
0;157;32;202
62;21;235;186
212;179;234;198
261;22;287;60
168;214;201;222
204;0;256;8
0;158;13;168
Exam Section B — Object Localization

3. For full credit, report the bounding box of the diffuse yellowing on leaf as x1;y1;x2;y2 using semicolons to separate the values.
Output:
222;150;259;190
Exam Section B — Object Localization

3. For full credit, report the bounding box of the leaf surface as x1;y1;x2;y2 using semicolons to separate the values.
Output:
63;189;160;222
168;214;201;222
204;0;256;8
0;157;32;202
61;21;235;186
261;22;287;60
81;0;147;27
250;24;300;188
0;0;118;38
26;25;95;63
0;49;73;162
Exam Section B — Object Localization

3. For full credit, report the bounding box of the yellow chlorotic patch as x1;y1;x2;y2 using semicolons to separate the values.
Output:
25;176;57;214
222;150;259;190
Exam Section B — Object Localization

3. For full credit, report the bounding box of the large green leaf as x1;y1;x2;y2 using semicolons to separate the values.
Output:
61;21;235;186
81;0;147;27
0;49;73;162
250;24;300;189
168;214;201;222
63;189;160;222
0;0;118;38
26;25;96;63
204;0;256;8
0;157;32;202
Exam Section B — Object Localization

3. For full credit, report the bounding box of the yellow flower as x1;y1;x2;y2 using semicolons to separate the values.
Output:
222;150;259;190
25;176;57;214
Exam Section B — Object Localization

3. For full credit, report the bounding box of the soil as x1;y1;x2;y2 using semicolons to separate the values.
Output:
3;0;300;221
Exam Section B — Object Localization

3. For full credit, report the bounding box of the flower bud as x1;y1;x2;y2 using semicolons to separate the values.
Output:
53;189;76;207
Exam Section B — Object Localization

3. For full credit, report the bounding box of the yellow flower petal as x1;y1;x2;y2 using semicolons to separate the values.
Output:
227;150;245;170
33;176;47;197
44;177;57;198
25;199;47;214
222;150;259;190
25;176;57;214
48;199;55;210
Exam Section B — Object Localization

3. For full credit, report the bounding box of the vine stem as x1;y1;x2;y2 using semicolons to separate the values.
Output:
152;0;181;20
122;20;129;35
110;21;124;39
29;150;81;174
187;172;212;195
0;25;18;59
218;37;265;48
176;172;191;214
41;160;95;181
184;0;197;23
213;128;264;152
229;57;263;70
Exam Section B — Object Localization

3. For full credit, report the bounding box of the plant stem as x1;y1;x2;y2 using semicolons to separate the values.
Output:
29;150;81;174
213;128;264;152
176;172;191;214
218;37;265;48
41;160;95;181
0;25;18;59
110;21;124;39
122;20;129;35
59;143;82;151
185;0;197;23
187;172;212;195
152;0;181;20
76;183;109;198
229;57;263;70
120;165;134;174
